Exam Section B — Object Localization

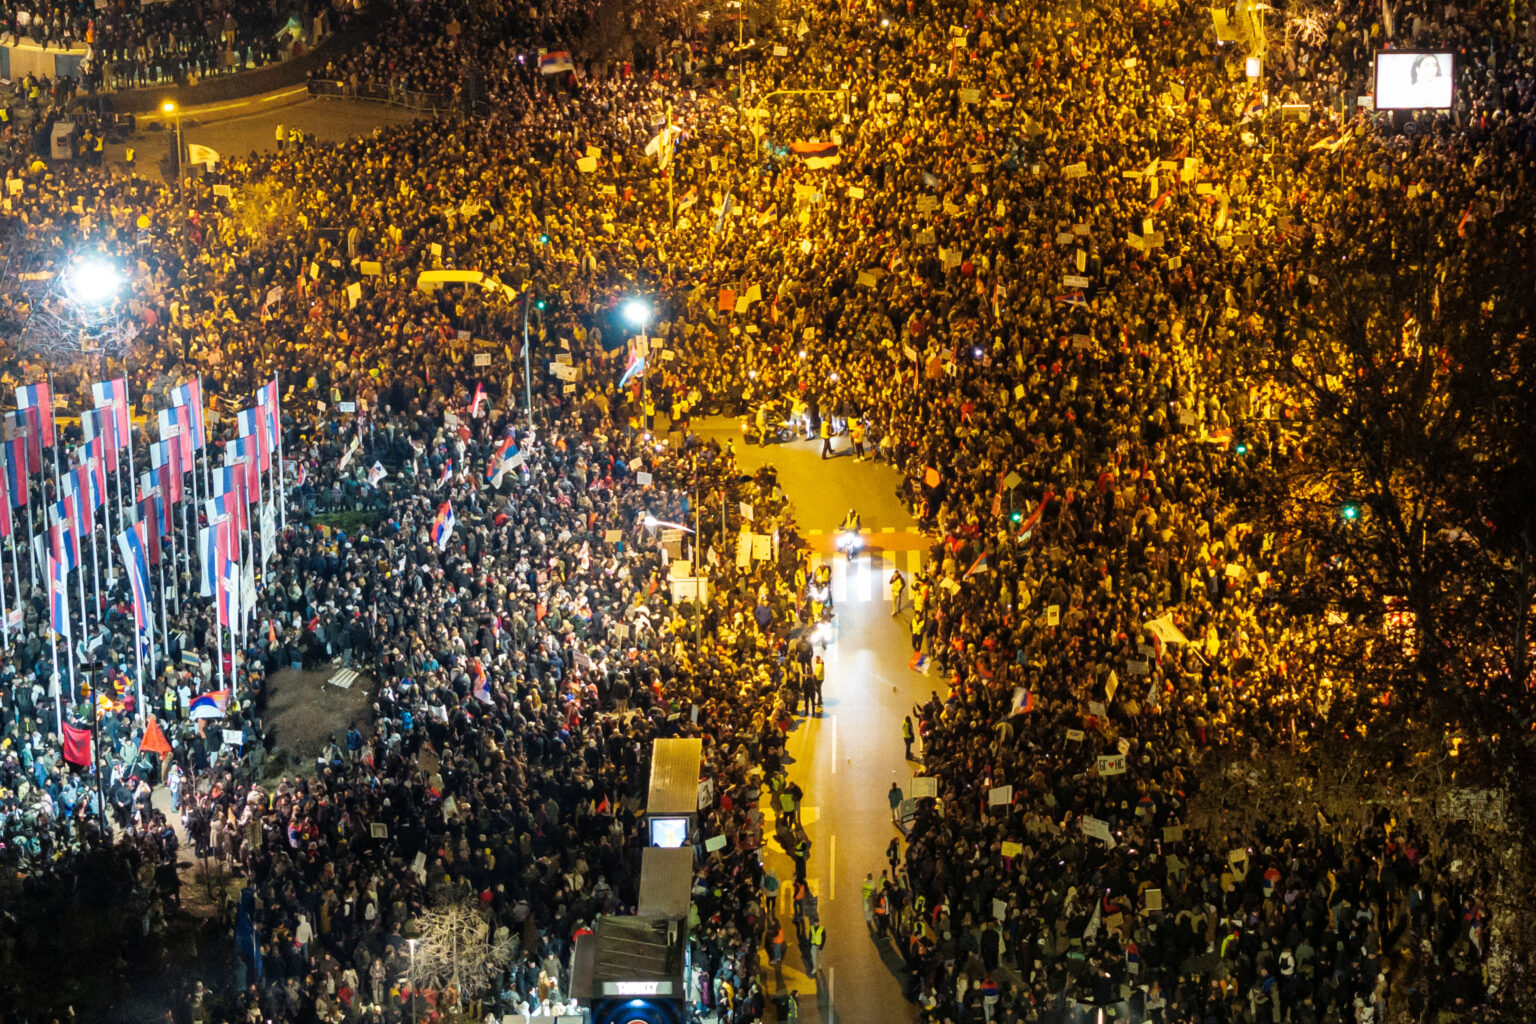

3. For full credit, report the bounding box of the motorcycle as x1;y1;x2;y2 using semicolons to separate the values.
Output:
835;527;864;554
741;401;796;445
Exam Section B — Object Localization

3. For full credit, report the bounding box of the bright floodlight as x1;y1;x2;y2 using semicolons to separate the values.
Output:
622;299;651;329
68;260;121;306
161;100;176;114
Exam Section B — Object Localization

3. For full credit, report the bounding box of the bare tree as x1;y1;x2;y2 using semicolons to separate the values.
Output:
408;897;513;1004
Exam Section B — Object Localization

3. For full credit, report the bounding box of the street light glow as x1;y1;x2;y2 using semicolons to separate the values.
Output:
622;299;651;329
161;100;176;114
67;259;122;307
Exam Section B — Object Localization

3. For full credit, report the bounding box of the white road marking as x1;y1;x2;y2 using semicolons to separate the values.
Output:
829;834;836;901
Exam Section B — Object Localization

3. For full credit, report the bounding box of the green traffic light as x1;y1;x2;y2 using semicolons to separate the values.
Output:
1009;510;1023;524
535;299;546;310
539;234;550;244
1341;504;1360;521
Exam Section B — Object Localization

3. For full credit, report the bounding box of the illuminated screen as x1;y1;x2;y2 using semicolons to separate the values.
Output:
1373;51;1453;109
648;817;689;848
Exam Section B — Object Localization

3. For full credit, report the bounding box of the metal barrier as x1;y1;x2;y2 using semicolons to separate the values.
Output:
307;78;457;114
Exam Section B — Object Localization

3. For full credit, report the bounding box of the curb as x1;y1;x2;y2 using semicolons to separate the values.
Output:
135;85;314;127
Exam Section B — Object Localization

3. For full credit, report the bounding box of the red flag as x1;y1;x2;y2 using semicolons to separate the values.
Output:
62;722;93;766
140;716;173;756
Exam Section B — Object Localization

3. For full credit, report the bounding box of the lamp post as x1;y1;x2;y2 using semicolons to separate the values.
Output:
623;299;653;431
407;938;417;1022
521;291;544;435
162;101;182;186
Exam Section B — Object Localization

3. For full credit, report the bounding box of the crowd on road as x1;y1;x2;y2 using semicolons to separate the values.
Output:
0;0;1529;1018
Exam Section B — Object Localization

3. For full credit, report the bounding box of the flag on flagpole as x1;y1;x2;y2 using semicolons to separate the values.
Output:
47;553;69;637
15;381;53;448
140;716;173;756
169;378;207;450
91;377;132;446
618;350;645;387
81;409;120;472
61;721;91;765
117;525;153;636
432;501;455;551
963;553;991;580
436;461;454;489
338;436;361;472
538;49;574;74
469;382;487;418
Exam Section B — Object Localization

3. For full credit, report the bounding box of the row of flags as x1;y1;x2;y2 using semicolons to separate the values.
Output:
6;372;287;732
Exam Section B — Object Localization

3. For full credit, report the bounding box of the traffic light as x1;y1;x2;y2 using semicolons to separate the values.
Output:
1341;504;1360;521
535;298;546;310
538;233;550;244
1009;509;1023;525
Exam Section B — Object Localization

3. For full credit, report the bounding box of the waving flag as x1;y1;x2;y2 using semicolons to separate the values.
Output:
538;50;574;74
256;378;281;458
1017;488;1054;537
151;439;184;504
198;524;224;598
8;409;40;473
432;501;455;551
367;461;387;488
963;553;991;580
15;382;53;449
436;461;454;490
469;382;487;419
619;350;645;387
117;525;152;636
217;559;241;628
189;691;228;716
47;553;69;637
471;657;492;704
677;186;699;212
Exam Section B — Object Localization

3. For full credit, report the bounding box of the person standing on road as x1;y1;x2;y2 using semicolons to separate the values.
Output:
862;873;877;928
819;417;833;459
810;656;824;712
809;919;827;974
889;569;905;614
889;781;904;824
902;715;915;759
275;122;285;150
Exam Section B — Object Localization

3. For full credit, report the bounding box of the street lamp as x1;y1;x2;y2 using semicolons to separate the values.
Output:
162;101;183;186
65;259;121;308
623;299;654;430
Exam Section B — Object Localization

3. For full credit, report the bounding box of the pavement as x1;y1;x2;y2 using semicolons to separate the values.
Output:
696;417;930;1024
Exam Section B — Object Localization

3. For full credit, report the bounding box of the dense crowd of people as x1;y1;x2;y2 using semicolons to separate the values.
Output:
0;0;1529;1019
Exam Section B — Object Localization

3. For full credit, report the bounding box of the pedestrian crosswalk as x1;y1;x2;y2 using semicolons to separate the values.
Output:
809;548;926;604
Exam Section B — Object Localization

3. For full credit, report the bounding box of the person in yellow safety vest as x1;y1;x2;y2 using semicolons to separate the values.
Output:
902;715;916;759
275;122;285;150
819;416;833;459
910;608;924;652
808;920;826;973
810;656;824;712
754;404;768;446
861;873;877;927
642;396;654;430
850;418;866;459
889;568;905;614
125;146;135;169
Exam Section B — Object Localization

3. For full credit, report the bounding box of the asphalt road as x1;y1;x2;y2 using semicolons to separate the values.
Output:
696;417;932;1024
116;97;419;182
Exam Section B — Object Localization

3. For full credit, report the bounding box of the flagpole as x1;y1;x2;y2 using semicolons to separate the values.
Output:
8;533;20;649
274;374;286;530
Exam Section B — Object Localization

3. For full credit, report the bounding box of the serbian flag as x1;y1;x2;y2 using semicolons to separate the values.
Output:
619;350;645;387
216;559;241;629
432;501;455;551
469;382;487;419
1009;686;1036;715
1018;489;1055;536
677;186;699;212
151;440;184;504
47;553;69;637
117;525;152;635
91;377;132;447
140;716;173;756
158;405;193;469
189;690;229;715
0;466;11;539
963;553;990;580
236;408;271;472
169;378;207;450
436;461;454;490
471;658;493;704
137;491;165;563
538;50;574;74
908;650;931;674
2;439;25;509
61;721;92;766
15;382;54;449
8;409;41;473
1456;201;1473;238
256;378;281;454
1054;291;1089;307
81;408;120;473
